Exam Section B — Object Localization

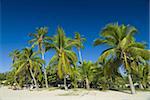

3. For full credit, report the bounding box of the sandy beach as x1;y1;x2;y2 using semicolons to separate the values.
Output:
0;86;150;100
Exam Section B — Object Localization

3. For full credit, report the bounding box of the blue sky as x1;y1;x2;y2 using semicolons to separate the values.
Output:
0;0;149;73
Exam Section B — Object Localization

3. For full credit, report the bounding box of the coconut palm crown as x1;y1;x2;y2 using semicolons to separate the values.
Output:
94;23;150;94
12;48;45;89
45;26;79;90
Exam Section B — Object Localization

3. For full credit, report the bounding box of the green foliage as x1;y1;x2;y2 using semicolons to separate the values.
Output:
5;71;16;86
94;23;149;74
46;65;57;86
92;58;123;90
11;48;44;88
79;61;95;83
94;23;150;93
5;23;149;91
46;27;78;79
78;61;96;89
74;32;86;49
0;73;7;81
9;49;20;64
70;67;80;88
28;27;50;51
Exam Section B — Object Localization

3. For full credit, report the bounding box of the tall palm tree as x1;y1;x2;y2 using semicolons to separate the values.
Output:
74;32;86;64
13;48;45;89
94;23;150;94
29;27;50;88
79;61;95;89
45;27;79;90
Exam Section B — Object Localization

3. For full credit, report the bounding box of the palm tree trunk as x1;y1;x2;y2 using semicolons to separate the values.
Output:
85;77;90;89
78;48;83;64
14;76;21;89
128;74;136;94
123;52;136;94
139;82;144;89
29;68;38;89
41;51;48;88
64;75;68;90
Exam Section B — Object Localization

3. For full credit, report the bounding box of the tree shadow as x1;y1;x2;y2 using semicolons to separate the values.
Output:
110;88;131;94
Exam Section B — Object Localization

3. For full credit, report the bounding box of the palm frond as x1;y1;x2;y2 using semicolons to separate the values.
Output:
49;55;58;65
65;50;78;64
93;39;106;46
98;48;115;62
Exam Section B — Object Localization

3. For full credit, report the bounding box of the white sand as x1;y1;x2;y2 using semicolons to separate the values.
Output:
0;86;150;100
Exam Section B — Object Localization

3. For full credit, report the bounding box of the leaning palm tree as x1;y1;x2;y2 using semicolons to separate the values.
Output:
45;27;79;90
74;32;86;64
9;49;21;87
29;27;50;88
13;48;45;89
79;61;95;89
94;23;150;94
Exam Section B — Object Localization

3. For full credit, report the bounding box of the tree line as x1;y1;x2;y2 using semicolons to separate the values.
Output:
0;23;150;94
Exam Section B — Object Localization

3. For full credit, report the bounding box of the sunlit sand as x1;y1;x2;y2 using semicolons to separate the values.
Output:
0;87;150;100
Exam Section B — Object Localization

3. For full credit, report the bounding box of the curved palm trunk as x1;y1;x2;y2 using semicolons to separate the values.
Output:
78;48;83;64
41;51;48;88
85;77;90;89
123;52;136;94
29;68;38;89
64;75;68;90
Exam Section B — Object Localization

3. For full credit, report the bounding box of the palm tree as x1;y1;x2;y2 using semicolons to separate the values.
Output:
45;27;78;90
96;58;122;89
9;49;20;63
94;23;150;94
79;61;95;89
29;27;50;88
13;48;45;89
74;32;86;64
131;58;149;89
9;49;21;87
70;66;80;88
46;65;57;87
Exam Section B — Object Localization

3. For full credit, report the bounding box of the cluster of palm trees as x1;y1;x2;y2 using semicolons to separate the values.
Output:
7;23;150;94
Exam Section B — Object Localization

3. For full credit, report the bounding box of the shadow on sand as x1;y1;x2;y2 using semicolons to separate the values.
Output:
110;88;131;94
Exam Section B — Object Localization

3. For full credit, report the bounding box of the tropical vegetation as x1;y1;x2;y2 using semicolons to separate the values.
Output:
0;23;149;94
